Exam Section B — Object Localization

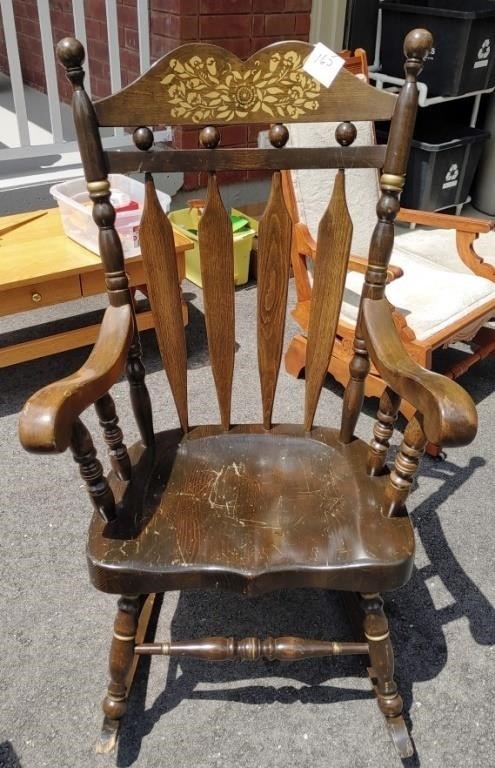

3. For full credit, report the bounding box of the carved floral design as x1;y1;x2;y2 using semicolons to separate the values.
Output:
161;51;321;122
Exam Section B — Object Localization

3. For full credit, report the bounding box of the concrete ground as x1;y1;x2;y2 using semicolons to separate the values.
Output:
0;279;494;768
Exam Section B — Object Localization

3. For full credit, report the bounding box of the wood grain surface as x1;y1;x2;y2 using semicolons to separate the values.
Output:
304;170;352;431
94;42;396;127
198;172;235;429
139;173;188;432
257;171;292;429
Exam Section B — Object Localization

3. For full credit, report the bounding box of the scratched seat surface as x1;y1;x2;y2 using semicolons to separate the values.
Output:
87;424;415;596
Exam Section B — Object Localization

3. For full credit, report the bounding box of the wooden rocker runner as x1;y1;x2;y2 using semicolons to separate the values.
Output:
19;28;477;761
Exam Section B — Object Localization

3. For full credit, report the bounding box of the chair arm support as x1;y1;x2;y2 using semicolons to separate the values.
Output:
397;207;495;234
362;298;477;447
19;304;134;454
294;222;316;258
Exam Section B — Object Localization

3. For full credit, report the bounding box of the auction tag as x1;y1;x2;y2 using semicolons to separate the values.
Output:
303;43;345;88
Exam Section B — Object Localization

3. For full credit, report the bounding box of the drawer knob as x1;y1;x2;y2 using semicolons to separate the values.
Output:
31;291;42;303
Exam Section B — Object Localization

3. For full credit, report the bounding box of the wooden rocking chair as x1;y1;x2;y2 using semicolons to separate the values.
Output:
283;53;495;439
19;31;477;760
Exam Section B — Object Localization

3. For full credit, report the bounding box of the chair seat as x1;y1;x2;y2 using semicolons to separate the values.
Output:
87;425;414;596
395;226;495;274
341;249;495;341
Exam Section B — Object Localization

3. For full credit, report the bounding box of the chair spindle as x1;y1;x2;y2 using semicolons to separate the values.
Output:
367;387;401;476
135;635;368;660
257;171;292;429
384;413;427;517
126;336;155;449
95;393;131;481
198;171;235;430
339;331;371;443
70;418;116;523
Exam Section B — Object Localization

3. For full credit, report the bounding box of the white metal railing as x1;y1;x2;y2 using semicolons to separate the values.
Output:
0;0;164;175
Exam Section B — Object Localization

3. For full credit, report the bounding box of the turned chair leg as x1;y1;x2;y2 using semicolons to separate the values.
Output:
98;594;142;753
360;592;414;758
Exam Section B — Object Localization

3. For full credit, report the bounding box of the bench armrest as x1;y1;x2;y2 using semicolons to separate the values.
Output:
295;222;403;282
19;304;133;454
397;207;495;234
362;297;477;446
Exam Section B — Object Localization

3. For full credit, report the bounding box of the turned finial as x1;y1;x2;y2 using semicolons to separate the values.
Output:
403;28;433;81
404;28;433;63
56;37;85;88
56;37;85;69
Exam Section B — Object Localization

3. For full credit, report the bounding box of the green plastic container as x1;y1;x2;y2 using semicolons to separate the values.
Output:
168;207;257;287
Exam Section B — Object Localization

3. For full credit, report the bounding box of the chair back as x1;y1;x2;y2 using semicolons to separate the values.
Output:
56;33;430;434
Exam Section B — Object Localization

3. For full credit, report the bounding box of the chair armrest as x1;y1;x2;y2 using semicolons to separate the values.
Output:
397;207;495;234
362;297;477;447
348;255;404;283
295;223;403;282
19;304;134;454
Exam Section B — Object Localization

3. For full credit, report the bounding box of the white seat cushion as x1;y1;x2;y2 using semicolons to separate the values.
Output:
289;120;495;340
341;250;495;341
395;227;495;274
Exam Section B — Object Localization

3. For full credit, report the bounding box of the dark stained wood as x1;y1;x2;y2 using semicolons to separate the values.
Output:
339;331;370;443
135;636;368;659
106;145;387;175
268;123;289;148
95;393;131;482
19;304;133;454
20;31;482;761
56;36;155;454
384;413;427;518
140;172;188;432
56;38;106;184
198;172;235;429
94;42;396;127
98;595;142;752
361;593;413;758
87;424;415;596
367;387;401;476
257;171;292;428
363;298;478;447
363;29;434;310
304;170;352;431
126;335;155;449
70;417;116;523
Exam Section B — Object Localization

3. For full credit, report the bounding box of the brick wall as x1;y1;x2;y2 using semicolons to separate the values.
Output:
0;0;312;188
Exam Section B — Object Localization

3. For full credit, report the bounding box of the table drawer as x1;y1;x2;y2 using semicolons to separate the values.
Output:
0;275;81;317
81;262;147;296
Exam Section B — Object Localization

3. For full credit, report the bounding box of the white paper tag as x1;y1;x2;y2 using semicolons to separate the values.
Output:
303;43;345;88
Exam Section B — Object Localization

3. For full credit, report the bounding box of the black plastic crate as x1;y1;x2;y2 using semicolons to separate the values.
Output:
381;1;495;96
377;120;490;210
344;0;380;62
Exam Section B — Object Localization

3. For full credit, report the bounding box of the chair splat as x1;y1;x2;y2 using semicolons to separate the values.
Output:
140;173;188;432
304;169;352;431
257;171;292;429
198;171;236;430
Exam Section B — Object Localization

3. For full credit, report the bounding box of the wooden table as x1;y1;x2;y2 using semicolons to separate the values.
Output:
0;208;192;367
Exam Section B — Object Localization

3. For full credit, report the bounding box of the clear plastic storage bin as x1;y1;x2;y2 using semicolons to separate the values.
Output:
50;174;171;258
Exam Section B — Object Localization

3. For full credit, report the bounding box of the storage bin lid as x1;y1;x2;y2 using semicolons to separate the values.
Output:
375;122;490;151
381;0;495;20
412;122;490;151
